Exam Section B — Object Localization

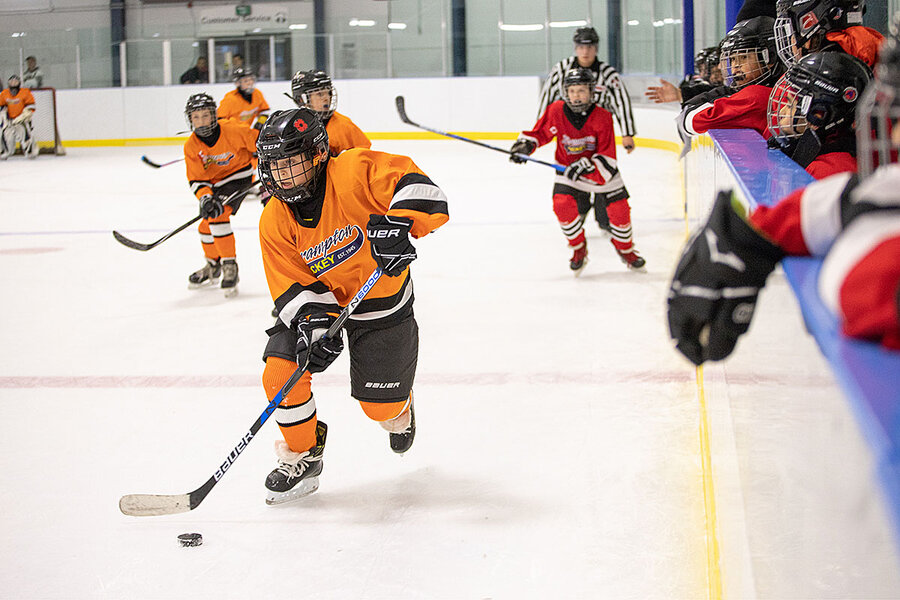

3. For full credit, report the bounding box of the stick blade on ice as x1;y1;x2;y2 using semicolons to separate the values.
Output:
112;230;152;251
119;493;192;516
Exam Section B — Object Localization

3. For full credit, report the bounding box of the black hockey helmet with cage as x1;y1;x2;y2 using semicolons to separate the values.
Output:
562;67;598;113
184;92;218;137
8;74;20;94
256;108;330;204
232;67;256;83
573;26;600;46
774;0;866;65
290;70;337;122
856;21;900;177
768;51;871;144
720;16;782;89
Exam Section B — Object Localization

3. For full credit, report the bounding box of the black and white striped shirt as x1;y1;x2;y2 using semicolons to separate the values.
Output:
537;57;636;137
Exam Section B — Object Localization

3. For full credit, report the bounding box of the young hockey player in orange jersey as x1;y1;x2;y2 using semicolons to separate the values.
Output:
217;68;270;129
183;93;260;296
0;75;37;159
255;108;448;505
289;70;371;156
510;67;645;274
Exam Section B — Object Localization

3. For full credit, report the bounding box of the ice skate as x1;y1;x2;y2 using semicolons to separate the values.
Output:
612;242;646;270
221;259;239;297
380;399;415;454
569;243;588;276
188;258;221;288
265;421;327;505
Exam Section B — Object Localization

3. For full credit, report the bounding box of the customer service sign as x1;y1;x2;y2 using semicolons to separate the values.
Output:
196;4;290;34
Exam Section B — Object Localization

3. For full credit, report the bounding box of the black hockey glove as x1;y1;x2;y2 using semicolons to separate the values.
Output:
199;194;224;220
294;312;344;374
367;214;417;277
667;190;785;365
509;138;536;164
564;157;596;181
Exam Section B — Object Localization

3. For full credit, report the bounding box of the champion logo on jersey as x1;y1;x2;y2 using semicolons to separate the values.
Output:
301;224;364;275
199;151;235;169
561;134;597;155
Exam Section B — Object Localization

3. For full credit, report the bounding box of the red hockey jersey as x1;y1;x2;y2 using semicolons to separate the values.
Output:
678;85;772;140
519;100;619;186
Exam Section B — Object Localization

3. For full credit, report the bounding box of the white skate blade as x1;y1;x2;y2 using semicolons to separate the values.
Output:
223;285;239;298
572;257;588;278
187;277;221;290
265;476;319;505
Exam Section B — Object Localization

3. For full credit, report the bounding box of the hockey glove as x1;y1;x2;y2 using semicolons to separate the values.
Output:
367;214;417;277
294;312;344;374
667;190;784;365
509;138;536;164
199;194;224;219
12;107;34;125
564;157;596;181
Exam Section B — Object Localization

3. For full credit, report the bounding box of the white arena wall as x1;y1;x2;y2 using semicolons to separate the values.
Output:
53;76;682;147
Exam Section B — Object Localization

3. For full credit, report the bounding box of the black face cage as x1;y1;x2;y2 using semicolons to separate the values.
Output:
293;85;337;122
856;80;900;178
186;106;218;137
723;45;774;89
563;81;597;113
259;141;330;204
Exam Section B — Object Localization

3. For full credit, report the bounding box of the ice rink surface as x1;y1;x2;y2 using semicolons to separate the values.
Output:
1;140;898;598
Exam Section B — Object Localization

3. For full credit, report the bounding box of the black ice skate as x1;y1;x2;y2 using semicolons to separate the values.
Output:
265;421;327;506
569;244;588;276
188;258;221;288
380;400;416;454
220;258;239;297
612;242;646;270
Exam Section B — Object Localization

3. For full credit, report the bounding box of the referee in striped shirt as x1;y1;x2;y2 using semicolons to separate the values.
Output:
536;27;637;232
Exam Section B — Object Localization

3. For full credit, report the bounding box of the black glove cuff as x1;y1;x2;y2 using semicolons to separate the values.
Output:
711;191;785;270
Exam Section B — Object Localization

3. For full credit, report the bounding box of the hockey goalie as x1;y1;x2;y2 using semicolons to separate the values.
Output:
0;75;38;160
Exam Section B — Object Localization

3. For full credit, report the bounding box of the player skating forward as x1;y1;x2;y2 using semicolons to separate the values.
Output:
183;93;260;297
217;67;270;129
290;69;371;156
511;67;645;274
256;108;448;505
0;75;37;160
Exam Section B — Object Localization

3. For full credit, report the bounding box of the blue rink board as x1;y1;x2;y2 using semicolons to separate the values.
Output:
710;129;900;534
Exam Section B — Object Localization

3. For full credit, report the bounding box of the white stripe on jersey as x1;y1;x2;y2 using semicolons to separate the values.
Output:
799;172;852;256
389;182;447;209
278;288;340;326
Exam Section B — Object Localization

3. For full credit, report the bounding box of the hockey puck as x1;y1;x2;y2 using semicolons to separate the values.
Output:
177;533;203;547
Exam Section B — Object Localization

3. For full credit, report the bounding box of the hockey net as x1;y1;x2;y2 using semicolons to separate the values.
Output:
23;87;65;155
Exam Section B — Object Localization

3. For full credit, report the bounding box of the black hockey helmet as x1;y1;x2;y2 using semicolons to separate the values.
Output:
857;22;900;177
573;26;600;46
562;67;598;113
290;70;337;122
232;67;256;87
768;51;871;143
184;92;218;137
775;0;866;65
8;74;20;94
720;16;782;89
257;108;330;204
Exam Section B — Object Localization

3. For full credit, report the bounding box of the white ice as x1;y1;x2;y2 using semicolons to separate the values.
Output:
0;141;898;599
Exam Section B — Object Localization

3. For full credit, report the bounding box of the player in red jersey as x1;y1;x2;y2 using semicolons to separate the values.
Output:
666;29;900;364
678;17;784;141
767;51;871;179
510;67;645;274
774;0;883;68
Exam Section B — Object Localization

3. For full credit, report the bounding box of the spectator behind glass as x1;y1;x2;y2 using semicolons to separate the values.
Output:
180;56;209;84
232;53;244;73
22;56;43;89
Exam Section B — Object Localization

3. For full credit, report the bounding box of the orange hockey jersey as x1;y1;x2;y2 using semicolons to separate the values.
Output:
0;87;35;120
260;148;448;326
217;88;270;127
183;120;259;200
326;111;371;156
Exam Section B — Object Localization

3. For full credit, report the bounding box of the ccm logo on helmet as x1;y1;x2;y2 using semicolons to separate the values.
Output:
367;229;400;238
260;143;281;150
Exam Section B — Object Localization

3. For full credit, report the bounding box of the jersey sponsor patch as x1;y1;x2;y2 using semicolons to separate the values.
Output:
199;150;235;169
562;134;597;155
301;224;365;275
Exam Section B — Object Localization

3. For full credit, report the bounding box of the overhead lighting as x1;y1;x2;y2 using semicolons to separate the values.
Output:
627;20;640;26
549;20;587;28
349;19;376;27
652;20;665;27
152;33;160;38
388;22;407;30
192;41;199;47
252;27;262;33
499;23;544;32
289;23;308;30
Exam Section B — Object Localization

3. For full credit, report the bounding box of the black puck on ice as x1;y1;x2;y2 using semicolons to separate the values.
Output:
177;533;203;547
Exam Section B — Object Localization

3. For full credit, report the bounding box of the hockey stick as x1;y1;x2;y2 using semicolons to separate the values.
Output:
395;95;565;173
119;267;384;516
141;155;184;169
112;182;256;252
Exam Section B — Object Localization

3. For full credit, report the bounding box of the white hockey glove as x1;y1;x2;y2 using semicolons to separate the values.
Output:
564;157;596;181
12;107;34;125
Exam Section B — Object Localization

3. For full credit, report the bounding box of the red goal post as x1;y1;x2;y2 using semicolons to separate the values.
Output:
26;87;66;155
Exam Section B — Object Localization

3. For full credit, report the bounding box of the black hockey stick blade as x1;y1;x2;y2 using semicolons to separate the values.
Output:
141;155;184;169
395;95;414;125
119;268;384;517
112;216;201;252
